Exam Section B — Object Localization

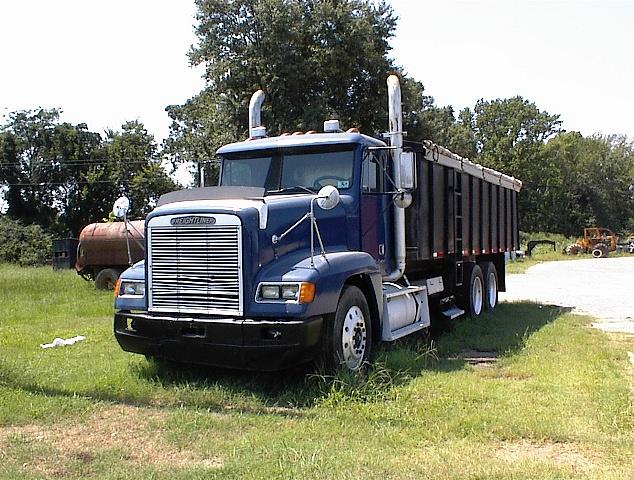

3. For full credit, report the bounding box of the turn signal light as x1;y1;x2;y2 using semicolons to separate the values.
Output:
299;282;316;303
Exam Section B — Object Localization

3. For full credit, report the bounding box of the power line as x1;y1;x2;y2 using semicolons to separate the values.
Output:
0;159;165;167
0;159;218;168
3;180;137;186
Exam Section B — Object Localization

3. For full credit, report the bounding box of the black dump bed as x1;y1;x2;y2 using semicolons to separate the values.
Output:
404;141;521;263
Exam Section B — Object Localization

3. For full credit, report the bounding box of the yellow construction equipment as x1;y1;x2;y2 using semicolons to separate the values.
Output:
564;227;618;258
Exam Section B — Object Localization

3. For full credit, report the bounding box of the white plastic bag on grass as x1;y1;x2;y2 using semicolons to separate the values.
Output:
40;335;86;349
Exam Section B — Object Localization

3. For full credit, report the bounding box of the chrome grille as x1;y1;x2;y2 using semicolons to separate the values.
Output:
148;223;242;315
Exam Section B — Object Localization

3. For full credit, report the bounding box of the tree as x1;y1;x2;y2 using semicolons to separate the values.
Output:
541;132;634;235
471;96;562;173
189;0;396;133
0;109;102;232
163;0;634;238
70;121;177;227
0;216;51;266
468;97;563;232
165;0;453;182
1;112;177;236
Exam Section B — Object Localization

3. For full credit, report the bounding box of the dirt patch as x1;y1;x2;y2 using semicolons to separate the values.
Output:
0;404;222;475
496;440;596;471
476;369;532;381
450;350;499;368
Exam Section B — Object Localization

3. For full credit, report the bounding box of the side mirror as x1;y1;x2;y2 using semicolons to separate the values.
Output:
112;196;130;219
398;151;415;190
316;185;340;210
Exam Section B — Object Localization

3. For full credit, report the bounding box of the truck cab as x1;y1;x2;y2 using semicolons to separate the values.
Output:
114;131;392;371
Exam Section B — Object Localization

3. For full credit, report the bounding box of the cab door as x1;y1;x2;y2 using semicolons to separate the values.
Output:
360;150;392;275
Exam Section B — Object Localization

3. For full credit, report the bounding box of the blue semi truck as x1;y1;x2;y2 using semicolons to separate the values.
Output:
113;75;522;371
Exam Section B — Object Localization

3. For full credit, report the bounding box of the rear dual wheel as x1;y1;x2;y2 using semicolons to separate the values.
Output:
461;262;498;316
482;262;499;312
463;263;484;316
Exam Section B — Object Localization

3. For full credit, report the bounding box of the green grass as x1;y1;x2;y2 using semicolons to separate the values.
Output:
0;264;633;479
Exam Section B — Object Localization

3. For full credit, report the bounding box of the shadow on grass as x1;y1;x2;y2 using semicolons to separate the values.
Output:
1;302;570;412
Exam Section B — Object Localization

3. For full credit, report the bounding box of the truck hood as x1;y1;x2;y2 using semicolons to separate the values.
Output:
146;190;357;274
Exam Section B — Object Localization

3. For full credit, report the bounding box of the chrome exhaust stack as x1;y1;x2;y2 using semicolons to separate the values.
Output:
384;74;409;282
248;90;266;138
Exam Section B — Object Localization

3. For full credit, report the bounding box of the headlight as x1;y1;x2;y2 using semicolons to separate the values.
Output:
119;280;145;297
261;285;280;299
281;284;299;299
257;282;315;303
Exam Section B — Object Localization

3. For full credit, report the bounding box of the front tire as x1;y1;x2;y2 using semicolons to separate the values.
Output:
592;243;608;258
320;285;373;372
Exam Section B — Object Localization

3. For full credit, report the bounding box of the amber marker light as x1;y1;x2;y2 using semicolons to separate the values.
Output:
114;278;122;298
299;282;316;303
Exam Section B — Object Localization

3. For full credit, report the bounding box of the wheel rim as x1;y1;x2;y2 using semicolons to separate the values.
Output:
472;276;483;315
487;272;497;309
341;306;367;370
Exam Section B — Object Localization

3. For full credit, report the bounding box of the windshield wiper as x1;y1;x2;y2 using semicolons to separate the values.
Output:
267;185;316;195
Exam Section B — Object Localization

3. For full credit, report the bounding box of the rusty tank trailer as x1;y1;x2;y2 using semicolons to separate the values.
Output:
76;220;145;289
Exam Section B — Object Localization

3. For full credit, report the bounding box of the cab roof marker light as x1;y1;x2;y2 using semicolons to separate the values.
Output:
324;120;341;133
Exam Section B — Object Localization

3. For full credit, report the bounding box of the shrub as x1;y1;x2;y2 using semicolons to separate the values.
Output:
0;216;52;266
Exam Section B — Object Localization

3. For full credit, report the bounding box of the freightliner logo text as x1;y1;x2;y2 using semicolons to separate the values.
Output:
170;216;217;226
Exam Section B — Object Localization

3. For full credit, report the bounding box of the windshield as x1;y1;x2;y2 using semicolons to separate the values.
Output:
220;147;355;193
220;156;272;188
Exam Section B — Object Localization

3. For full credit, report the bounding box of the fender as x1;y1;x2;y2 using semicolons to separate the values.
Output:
250;249;383;319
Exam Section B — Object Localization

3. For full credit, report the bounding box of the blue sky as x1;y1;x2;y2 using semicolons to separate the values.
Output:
1;0;632;143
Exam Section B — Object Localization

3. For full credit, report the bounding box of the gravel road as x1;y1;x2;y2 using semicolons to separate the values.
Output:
499;257;634;334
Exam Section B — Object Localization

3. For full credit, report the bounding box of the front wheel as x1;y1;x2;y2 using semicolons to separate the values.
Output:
320;285;373;372
592;243;608;258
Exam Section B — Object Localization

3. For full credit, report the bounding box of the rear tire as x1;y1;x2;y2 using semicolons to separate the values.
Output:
460;263;484;317
320;285;373;373
482;262;498;312
95;268;121;290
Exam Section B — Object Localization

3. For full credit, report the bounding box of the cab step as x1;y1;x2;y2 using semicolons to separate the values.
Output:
441;305;465;319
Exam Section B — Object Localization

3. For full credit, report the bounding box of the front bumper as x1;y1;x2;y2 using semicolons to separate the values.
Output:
114;311;323;371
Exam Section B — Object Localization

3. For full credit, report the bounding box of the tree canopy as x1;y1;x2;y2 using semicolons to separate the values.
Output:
1;0;633;248
463;98;633;234
0;112;176;236
165;0;450;167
